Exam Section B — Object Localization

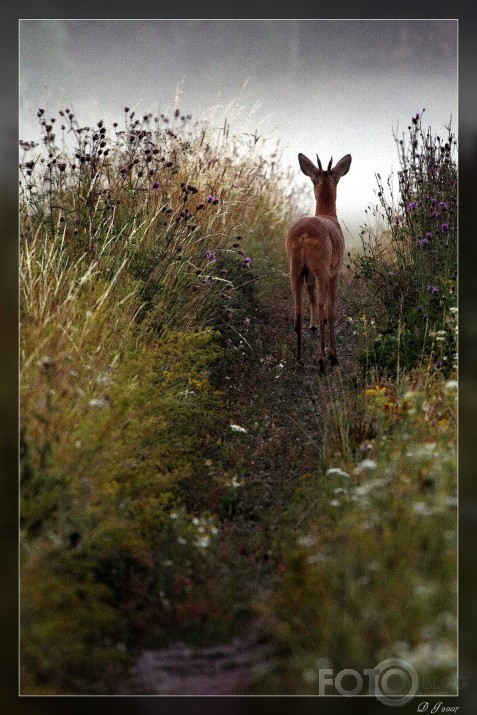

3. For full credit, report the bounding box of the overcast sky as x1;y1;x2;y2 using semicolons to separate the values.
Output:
19;19;457;241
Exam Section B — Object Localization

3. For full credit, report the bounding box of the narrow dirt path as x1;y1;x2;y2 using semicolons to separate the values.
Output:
119;287;358;695
120;633;274;695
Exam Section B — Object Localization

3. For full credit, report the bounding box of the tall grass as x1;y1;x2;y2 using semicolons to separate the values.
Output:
19;104;294;693
349;110;457;377
250;112;457;696
20;105;457;698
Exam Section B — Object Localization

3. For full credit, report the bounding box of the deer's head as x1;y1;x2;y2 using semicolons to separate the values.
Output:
298;153;352;215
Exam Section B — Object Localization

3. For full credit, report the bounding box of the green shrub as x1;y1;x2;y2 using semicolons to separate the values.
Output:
20;104;292;693
350;111;457;377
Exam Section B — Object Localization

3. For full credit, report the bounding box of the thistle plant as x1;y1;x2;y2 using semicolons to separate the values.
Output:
350;110;457;376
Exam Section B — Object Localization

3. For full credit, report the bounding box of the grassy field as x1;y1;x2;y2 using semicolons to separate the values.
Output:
19;106;457;696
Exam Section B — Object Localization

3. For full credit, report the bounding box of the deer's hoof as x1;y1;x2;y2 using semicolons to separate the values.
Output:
309;326;318;339
329;352;339;366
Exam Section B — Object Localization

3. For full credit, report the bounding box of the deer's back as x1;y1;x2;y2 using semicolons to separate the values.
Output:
286;216;344;273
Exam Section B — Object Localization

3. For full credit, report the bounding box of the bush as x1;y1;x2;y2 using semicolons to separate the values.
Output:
19;104;293;693
350;111;457;377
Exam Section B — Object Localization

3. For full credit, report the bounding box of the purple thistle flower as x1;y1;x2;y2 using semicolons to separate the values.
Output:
387;271;395;278
430;198;437;205
425;232;432;239
427;284;439;296
207;194;218;204
439;201;448;210
440;223;449;233
152;181;159;189
204;276;212;286
205;249;217;262
417;238;430;247
244;257;252;268
407;201;417;210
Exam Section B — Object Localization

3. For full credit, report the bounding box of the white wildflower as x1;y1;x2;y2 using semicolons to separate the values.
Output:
353;459;377;475
414;581;437;597
96;373;112;385
195;534;210;549
413;501;433;517
445;380;458;390
37;355;53;371
298;534;316;547
89;397;109;409
230;424;247;433
48;531;62;546
444;496;458;508
326;467;350;478
352;478;387;502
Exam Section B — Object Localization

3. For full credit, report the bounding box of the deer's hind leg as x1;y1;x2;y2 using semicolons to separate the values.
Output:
289;258;304;362
306;257;330;375
328;273;339;366
304;267;318;339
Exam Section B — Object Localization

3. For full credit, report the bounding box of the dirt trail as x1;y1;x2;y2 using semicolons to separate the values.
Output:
119;292;357;695
121;629;274;695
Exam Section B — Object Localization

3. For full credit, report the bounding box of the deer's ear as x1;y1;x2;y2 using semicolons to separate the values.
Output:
332;154;352;179
298;153;320;180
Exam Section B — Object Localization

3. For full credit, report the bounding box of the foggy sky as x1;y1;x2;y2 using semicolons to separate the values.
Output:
19;19;457;240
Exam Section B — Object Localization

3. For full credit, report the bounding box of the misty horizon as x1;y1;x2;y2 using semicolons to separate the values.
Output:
19;19;457;240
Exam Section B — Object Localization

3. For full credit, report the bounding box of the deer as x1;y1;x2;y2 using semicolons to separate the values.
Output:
285;152;352;373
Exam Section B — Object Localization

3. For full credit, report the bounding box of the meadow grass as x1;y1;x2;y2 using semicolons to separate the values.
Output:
348;110;457;378
247;111;457;696
20;106;457;696
19;104;294;693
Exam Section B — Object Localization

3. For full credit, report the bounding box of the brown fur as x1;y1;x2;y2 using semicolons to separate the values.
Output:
285;152;352;372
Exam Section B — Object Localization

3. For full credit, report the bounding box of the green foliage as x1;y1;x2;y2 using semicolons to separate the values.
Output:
20;320;225;692
350;111;457;377
255;372;457;694
20;104;292;693
20;106;456;697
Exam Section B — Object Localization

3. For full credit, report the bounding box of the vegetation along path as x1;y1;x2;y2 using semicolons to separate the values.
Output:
20;107;456;696
121;287;358;694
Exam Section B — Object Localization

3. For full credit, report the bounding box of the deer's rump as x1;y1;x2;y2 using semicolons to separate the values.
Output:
286;216;344;275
